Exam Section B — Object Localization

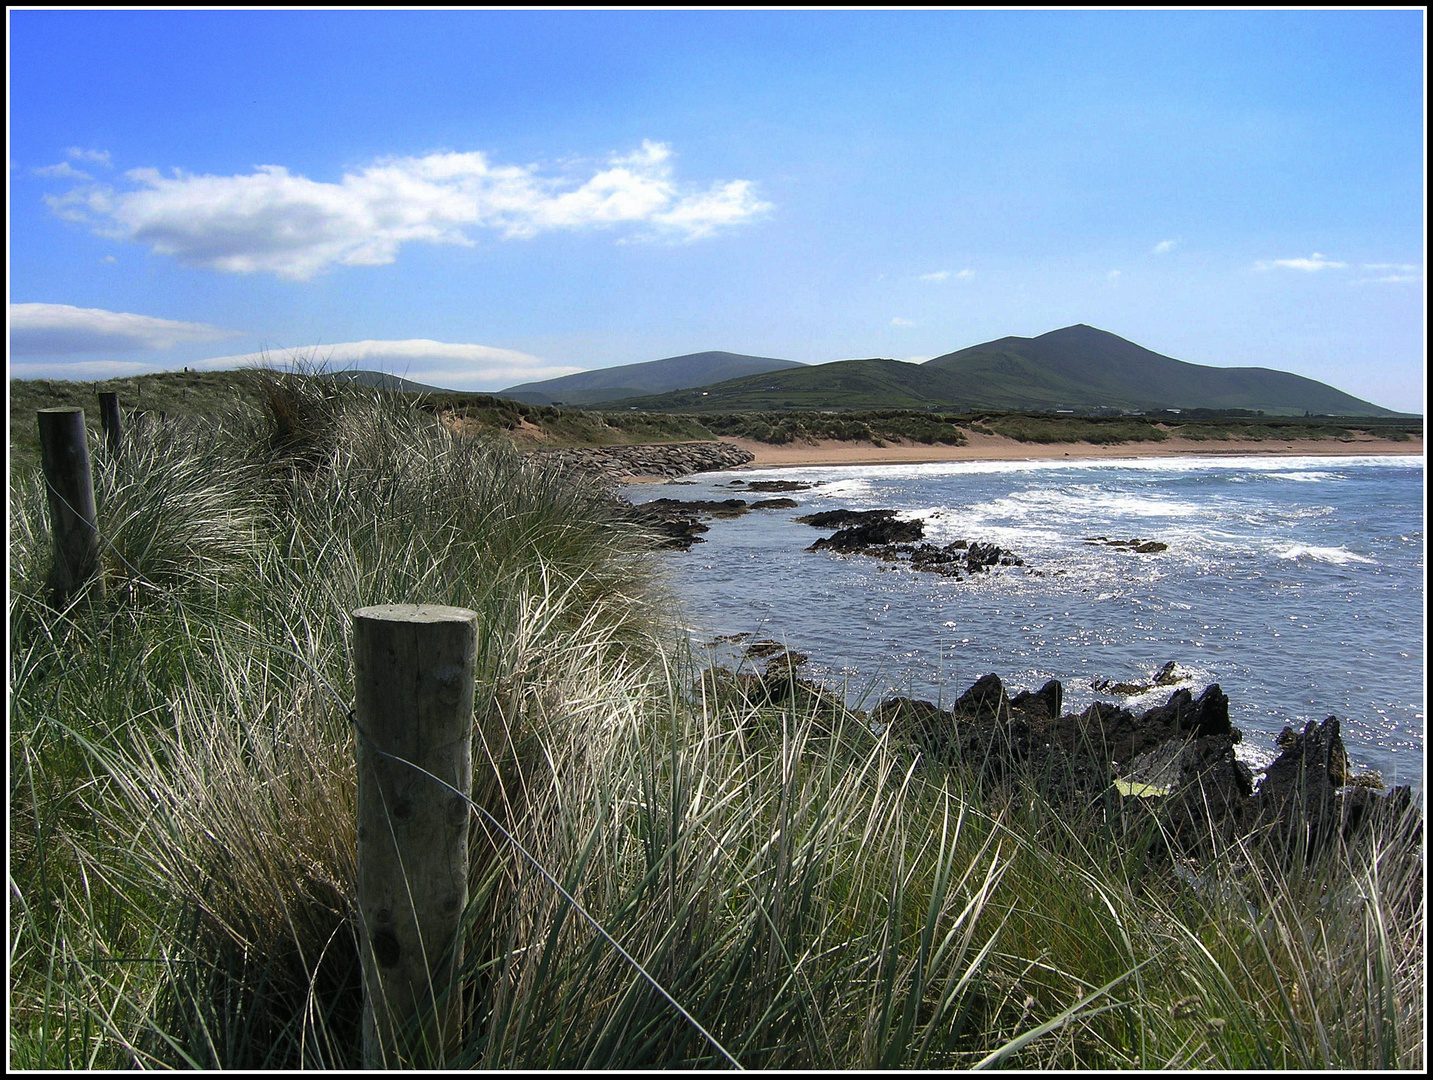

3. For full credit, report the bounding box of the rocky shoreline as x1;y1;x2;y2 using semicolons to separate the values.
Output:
711;648;1420;878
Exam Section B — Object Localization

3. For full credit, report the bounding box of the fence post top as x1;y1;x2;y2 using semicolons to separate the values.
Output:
352;603;478;625
37;406;85;415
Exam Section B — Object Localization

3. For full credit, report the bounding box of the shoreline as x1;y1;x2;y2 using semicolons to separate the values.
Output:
722;431;1424;470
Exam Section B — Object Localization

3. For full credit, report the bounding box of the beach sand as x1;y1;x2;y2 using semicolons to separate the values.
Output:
724;430;1424;470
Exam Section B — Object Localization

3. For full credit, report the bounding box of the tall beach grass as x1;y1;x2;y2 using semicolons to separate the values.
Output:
9;373;1423;1068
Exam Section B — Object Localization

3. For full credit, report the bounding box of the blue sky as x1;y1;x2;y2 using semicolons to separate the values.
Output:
8;8;1425;412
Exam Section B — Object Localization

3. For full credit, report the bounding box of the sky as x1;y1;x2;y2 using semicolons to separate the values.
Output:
7;8;1426;412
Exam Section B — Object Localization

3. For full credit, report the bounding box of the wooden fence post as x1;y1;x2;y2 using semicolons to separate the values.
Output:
98;392;123;456
37;407;104;606
353;603;478;1068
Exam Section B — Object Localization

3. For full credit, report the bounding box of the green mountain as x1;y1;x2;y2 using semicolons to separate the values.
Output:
609;325;1398;417
923;324;1396;415
499;350;805;406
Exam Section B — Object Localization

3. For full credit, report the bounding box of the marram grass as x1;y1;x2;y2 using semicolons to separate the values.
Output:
9;376;1423;1069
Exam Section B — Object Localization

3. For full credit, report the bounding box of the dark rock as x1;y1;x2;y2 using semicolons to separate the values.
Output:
744;480;815;492
800;509;1024;577
953;673;1009;720
762;649;809;673
797;509;901;529
745;640;786;659
642;497;750;518
809;516;925;551
1253;716;1352;856
868;669;1419;869
1010;679;1063;721
1093;661;1187;696
1083;536;1168;554
750;497;800;510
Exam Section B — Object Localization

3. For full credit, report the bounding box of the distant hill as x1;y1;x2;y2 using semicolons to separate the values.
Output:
498;351;804;406
610;326;1398;417
321;369;445;393
922;324;1396;416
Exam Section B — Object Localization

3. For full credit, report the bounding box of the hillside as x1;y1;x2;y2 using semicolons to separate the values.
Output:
499;350;804;406
322;369;444;393
608;326;1399;417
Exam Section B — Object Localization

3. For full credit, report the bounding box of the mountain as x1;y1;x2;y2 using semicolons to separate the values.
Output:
609;326;1397;416
922;324;1395;415
498;351;804;406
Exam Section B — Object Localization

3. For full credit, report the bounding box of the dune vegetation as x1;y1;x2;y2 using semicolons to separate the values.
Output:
9;373;1423;1069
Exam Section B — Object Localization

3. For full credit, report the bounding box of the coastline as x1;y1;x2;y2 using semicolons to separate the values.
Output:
723;431;1424;470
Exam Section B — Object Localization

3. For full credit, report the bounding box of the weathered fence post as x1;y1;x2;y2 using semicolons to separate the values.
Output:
37;407;104;606
353;604;478;1068
98;391;123;456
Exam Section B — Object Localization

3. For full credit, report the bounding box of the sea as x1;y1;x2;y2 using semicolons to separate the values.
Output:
624;454;1425;790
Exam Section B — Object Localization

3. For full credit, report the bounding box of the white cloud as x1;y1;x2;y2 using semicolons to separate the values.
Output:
190;339;582;391
1349;262;1422;284
890;317;916;327
9;302;236;355
34;161;93;180
1254;252;1347;272
67;147;112;167
1152;239;1177;254
1352;273;1421;285
919;269;974;282
41;141;771;280
1106;269;1122;281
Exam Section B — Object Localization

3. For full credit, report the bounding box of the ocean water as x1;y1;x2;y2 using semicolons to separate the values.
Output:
625;455;1425;788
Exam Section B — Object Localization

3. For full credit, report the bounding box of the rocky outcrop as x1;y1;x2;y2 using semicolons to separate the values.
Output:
799;508;1025;578
871;673;1403;862
531;441;755;484
618;493;801;550
697;644;1416;874
1084;536;1169;554
809;517;927;551
732;480;817;493
1093;660;1187;696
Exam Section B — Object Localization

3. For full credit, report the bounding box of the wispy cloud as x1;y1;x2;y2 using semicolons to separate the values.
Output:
1351;264;1422;285
34;161;93;180
1106;269;1122;281
39;141;771;280
890;317;916;327
1151;239;1177;254
191;340;582;391
67;147;112;167
1254;252;1347;272
9;302;236;355
919;269;973;282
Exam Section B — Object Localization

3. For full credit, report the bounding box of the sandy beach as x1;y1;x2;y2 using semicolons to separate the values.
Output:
724;430;1424;470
